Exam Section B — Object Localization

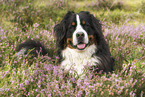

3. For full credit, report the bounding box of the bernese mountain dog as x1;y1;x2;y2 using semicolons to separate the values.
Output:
16;11;114;77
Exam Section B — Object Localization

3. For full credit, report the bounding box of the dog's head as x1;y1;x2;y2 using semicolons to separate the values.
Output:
54;11;103;50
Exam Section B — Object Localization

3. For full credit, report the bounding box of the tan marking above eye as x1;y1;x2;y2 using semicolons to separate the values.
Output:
82;20;85;25
72;22;75;26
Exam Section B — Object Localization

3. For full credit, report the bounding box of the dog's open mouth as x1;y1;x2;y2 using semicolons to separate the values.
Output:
75;42;88;50
77;44;86;49
67;35;94;50
67;39;93;50
67;39;88;50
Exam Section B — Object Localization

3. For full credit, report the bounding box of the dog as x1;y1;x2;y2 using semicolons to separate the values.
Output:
16;11;114;77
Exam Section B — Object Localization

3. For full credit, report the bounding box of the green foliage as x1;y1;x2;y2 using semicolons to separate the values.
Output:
104;10;129;24
87;0;124;10
140;0;145;14
0;0;30;11
9;0;69;31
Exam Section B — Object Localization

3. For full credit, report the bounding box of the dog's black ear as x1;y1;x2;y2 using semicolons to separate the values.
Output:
90;13;114;72
54;23;66;48
90;14;110;53
90;14;103;40
54;11;75;49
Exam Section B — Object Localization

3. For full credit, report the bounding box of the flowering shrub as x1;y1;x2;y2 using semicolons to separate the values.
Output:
87;0;124;10
0;0;68;31
103;21;145;70
0;0;145;96
0;21;145;96
1;60;144;96
140;0;145;14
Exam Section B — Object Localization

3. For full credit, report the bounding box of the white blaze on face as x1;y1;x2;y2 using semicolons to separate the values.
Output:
72;14;89;46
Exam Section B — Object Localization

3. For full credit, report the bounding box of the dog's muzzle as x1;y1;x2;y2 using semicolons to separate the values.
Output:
76;32;86;49
67;34;94;50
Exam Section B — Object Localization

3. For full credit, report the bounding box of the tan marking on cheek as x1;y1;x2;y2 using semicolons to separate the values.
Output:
67;38;72;44
82;21;85;25
72;22;75;26
88;35;96;45
66;38;74;49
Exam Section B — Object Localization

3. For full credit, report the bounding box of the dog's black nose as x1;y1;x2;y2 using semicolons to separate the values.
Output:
76;32;84;38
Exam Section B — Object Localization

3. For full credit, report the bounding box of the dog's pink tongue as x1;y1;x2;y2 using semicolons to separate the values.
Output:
77;44;86;49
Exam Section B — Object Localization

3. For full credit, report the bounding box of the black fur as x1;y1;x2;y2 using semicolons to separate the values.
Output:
16;39;48;57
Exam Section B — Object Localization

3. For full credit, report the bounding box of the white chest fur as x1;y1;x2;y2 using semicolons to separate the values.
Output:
61;44;100;77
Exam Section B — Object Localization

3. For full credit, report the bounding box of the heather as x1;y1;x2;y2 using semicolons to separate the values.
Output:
0;0;145;96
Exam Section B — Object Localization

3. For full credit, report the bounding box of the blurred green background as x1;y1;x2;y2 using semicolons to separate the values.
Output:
1;0;145;31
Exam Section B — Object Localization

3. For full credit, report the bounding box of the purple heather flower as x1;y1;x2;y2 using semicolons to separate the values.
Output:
10;94;14;97
20;83;25;90
38;85;41;88
25;80;29;85
36;94;40;97
33;23;39;28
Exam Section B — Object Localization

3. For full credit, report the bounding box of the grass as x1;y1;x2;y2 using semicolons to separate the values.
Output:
0;0;145;96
